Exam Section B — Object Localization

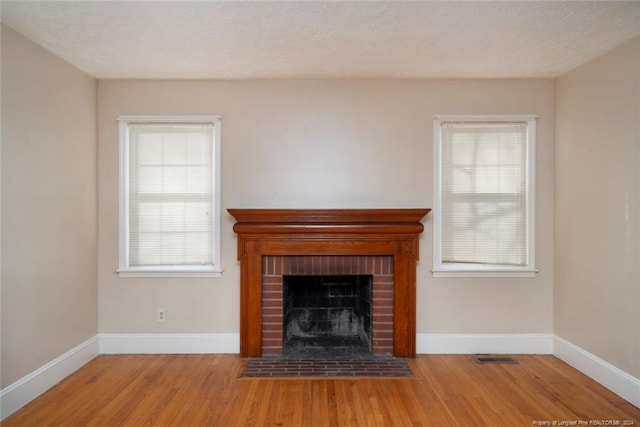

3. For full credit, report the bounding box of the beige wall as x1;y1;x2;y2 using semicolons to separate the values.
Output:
98;79;554;337
555;36;640;378
1;25;98;387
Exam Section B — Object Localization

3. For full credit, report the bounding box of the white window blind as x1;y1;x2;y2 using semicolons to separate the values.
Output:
119;117;221;276
434;116;536;276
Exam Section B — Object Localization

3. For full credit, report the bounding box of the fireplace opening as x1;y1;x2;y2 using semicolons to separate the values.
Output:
283;275;372;357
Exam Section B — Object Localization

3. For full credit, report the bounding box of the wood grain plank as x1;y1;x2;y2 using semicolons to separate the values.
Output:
4;355;639;426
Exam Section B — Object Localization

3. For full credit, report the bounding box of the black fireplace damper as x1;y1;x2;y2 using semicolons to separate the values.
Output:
283;275;372;357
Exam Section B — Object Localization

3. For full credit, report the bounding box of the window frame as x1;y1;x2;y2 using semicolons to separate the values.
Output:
432;114;537;278
118;115;222;278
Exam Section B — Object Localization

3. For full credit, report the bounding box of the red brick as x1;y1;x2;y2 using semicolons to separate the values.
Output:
309;256;316;274
373;330;393;339
384;257;392;274
373;317;393;331
367;257;374;274
372;306;393;316
373;325;392;332
263;299;283;307
372;283;393;293
373;297;393;307
262;283;282;292
262;299;282;308
340;257;348;273
262;330;283;340
372;324;393;333
373;276;393;285
261;322;279;330
328;256;336;273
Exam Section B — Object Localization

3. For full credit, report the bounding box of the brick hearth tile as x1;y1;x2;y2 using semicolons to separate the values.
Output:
243;357;413;378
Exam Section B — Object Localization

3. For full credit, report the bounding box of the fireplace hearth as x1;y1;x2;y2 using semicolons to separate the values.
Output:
228;208;430;358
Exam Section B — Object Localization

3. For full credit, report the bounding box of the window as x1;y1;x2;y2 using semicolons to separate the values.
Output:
118;116;222;277
433;115;537;277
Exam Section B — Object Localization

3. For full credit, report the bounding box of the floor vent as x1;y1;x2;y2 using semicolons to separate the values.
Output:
474;356;518;364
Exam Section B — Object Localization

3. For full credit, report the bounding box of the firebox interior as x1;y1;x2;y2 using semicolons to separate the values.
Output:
283;275;372;357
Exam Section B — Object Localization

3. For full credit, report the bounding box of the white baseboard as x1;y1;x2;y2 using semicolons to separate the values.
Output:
99;333;240;354
416;333;554;354
553;336;640;408
0;335;99;421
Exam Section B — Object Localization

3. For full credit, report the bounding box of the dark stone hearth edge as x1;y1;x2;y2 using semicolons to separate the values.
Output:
241;357;414;378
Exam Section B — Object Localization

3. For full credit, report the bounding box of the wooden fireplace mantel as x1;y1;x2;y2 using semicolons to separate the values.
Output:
228;208;430;358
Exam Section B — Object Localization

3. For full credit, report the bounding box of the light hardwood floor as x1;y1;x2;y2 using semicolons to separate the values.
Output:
4;354;639;426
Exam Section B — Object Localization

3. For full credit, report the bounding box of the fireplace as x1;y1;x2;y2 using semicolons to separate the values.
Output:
228;208;430;358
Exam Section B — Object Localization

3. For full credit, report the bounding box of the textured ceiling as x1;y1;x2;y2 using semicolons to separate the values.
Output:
2;1;640;79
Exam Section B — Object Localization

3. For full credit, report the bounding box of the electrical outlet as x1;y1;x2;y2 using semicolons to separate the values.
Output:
157;308;166;322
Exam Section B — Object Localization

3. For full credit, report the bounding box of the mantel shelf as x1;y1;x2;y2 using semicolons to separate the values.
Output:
227;208;430;224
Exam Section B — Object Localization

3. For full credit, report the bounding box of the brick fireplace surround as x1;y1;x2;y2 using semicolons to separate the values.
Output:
263;255;394;356
228;209;430;358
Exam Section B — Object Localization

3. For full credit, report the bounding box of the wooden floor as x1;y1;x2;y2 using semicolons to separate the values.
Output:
4;354;639;426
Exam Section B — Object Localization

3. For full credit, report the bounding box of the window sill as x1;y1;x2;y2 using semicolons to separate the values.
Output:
117;268;222;278
431;268;538;278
